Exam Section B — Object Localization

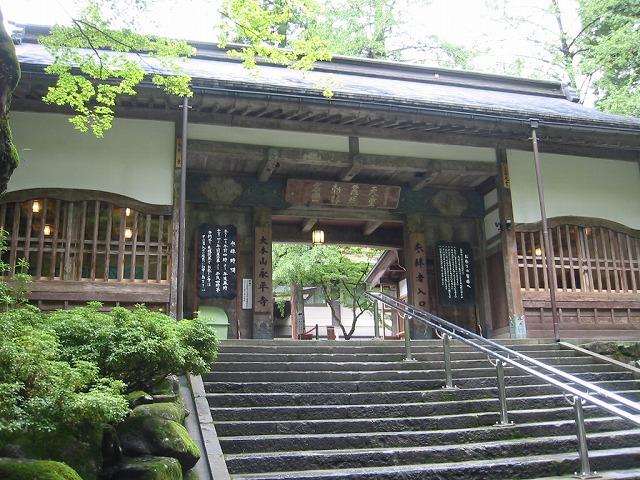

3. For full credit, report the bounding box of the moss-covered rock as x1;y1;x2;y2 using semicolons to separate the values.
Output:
126;390;154;408
182;469;199;480
131;401;189;424
116;416;200;470
108;456;182;480
152;376;179;396
102;424;124;470
0;458;82;480
581;341;640;363
11;425;105;480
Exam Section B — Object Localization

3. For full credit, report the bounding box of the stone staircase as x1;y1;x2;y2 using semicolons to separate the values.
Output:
201;339;640;479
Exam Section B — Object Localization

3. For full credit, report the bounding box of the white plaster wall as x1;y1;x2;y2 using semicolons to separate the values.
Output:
8;112;175;205
507;150;640;230
188;124;496;161
304;305;375;338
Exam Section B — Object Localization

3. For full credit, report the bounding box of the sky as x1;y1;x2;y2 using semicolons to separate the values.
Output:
1;0;582;80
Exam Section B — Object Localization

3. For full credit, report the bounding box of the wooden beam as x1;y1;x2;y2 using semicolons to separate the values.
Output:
340;136;362;182
259;147;279;182
362;220;383;236
340;155;362;182
274;206;401;223
27;280;170;303
301;218;318;232
187;140;497;178
0;188;172;215
410;168;441;191
273;224;404;248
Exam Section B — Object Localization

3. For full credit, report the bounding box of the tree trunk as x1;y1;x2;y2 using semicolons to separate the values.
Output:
291;282;305;338
0;6;21;194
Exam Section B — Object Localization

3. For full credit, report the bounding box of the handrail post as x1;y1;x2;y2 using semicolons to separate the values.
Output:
572;396;600;479
495;359;513;426
373;300;381;338
403;314;413;361
442;334;456;389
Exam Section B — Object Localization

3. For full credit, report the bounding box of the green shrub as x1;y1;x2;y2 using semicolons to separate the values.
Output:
47;304;218;392
0;228;32;310
0;307;129;443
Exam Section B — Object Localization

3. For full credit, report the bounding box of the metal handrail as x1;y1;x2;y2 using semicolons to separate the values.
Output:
367;291;640;479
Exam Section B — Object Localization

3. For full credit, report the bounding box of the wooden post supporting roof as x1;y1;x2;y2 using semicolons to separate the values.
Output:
253;207;274;338
496;149;526;337
404;215;432;339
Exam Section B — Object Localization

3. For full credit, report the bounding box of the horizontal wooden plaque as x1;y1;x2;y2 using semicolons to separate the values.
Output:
286;179;400;209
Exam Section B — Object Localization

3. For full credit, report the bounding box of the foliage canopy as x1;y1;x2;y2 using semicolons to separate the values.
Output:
40;0;195;137
578;0;640;116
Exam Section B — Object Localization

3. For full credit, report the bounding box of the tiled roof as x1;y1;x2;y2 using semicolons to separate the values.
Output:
15;35;640;133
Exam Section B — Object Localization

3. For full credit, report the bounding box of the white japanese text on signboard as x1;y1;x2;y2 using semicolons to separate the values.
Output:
436;241;474;307
198;224;238;299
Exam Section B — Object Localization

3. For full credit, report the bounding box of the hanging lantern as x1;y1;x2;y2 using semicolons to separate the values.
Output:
311;229;325;245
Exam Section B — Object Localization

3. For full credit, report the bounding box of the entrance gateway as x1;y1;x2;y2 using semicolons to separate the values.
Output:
7;28;640;340
191;169;485;339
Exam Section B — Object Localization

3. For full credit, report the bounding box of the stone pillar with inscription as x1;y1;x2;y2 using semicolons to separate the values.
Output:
253;208;274;339
404;215;432;339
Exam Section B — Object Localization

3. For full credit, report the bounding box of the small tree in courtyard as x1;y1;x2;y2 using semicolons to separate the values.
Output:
273;244;380;339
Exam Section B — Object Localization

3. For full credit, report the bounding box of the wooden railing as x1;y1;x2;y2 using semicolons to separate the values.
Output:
516;219;640;294
0;190;172;311
515;218;640;336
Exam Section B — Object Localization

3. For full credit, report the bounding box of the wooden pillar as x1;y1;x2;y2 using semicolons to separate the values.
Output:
404;214;432;339
169;134;182;319
253;207;274;339
496;149;526;338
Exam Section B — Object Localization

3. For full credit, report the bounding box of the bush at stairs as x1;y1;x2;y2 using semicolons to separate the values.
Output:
0;383;202;480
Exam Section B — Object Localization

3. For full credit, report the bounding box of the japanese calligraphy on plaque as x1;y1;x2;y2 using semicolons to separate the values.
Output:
436;241;475;307
286;179;400;209
197;224;238;299
408;233;430;311
254;227;273;313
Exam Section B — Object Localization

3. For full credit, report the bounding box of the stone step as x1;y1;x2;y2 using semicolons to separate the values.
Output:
218;416;633;454
213;404;616;437
216;339;563;352
209;355;602;373
203;362;620;383
224;430;640;475
204;372;637;394
210;392;639;422
531;468;640;480
228;446;640;479
207;382;640;408
207;339;640;479
214;347;592;363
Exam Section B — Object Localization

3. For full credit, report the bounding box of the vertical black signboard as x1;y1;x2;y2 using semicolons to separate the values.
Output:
198;224;238;299
436;241;474;307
